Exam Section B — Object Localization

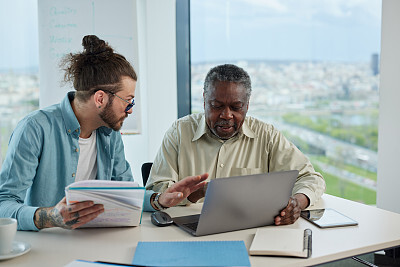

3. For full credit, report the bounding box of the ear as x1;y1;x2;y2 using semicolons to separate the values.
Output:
93;90;108;108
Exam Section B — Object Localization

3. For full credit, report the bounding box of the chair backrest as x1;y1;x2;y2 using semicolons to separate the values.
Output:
141;162;153;186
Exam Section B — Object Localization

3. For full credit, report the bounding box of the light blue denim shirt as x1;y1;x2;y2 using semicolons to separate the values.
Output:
0;92;155;231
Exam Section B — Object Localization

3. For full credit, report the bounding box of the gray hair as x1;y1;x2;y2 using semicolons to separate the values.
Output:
203;64;252;99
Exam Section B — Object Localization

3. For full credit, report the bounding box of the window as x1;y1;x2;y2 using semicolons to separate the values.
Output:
190;0;381;204
0;0;39;165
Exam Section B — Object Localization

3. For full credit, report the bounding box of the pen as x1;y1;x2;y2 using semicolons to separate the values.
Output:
304;229;312;258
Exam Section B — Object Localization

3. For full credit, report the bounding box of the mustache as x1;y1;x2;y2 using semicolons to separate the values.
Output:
215;121;236;127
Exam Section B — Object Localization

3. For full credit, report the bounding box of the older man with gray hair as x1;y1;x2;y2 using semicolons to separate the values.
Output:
146;64;325;225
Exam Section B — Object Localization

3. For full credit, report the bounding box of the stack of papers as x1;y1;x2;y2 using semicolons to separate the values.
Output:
65;180;145;228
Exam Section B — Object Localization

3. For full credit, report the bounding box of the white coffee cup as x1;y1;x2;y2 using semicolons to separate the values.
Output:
0;218;17;255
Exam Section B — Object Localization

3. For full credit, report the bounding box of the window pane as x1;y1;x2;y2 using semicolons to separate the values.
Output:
191;0;381;204
0;0;39;166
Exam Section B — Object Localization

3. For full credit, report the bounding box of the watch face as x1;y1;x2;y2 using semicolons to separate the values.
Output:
154;193;165;210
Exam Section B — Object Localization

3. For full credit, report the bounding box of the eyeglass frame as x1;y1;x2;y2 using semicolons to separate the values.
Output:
99;89;135;112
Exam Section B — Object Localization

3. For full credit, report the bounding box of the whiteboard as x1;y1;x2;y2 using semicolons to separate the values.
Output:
38;0;141;134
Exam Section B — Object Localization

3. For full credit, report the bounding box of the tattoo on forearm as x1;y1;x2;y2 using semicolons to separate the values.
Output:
34;208;49;229
34;206;75;229
50;207;68;228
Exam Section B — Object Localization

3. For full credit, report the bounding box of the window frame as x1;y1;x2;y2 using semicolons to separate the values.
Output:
176;0;191;118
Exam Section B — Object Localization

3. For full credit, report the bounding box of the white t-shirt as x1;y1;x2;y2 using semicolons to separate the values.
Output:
75;131;98;182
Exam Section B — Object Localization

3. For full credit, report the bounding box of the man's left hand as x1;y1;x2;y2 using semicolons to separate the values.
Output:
274;193;309;225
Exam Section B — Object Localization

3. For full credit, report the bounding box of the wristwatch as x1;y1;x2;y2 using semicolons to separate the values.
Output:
153;193;167;210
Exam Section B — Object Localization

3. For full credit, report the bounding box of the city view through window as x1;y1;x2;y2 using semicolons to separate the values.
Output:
0;1;381;205
0;0;39;167
191;0;381;204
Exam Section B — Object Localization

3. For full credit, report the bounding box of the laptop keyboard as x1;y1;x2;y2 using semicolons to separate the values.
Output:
183;221;198;231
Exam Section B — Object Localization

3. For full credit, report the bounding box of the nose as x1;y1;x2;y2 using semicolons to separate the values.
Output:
220;107;233;119
126;107;133;115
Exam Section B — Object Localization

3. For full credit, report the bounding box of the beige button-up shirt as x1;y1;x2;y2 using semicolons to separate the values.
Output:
146;113;325;206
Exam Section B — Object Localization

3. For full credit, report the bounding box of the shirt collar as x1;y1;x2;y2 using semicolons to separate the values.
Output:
192;115;208;141
61;92;81;137
241;119;257;138
192;113;256;142
61;92;112;137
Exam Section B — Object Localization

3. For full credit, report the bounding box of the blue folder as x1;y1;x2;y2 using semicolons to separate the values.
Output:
132;240;251;267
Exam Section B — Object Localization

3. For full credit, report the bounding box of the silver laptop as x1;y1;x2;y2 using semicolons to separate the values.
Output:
172;170;299;236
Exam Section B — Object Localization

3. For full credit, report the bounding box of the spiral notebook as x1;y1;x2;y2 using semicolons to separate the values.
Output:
132;240;251;266
249;228;312;258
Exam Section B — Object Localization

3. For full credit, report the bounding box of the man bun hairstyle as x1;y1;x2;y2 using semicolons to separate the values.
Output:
203;64;252;99
61;35;137;101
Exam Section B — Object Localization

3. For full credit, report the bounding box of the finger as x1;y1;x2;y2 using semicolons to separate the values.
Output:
279;215;299;225
70;208;105;229
281;198;296;216
161;192;185;207
66;201;96;213
287;197;296;207
274;216;282;225
279;210;301;225
189;181;208;194
199;173;209;180
64;218;79;229
280;204;290;216
178;173;209;187
68;204;104;220
285;203;295;213
280;208;296;221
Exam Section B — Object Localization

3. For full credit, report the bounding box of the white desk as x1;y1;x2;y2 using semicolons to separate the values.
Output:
5;194;400;267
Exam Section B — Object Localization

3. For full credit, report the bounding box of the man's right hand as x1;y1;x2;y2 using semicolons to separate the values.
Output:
187;182;208;203
157;173;208;208
33;197;104;230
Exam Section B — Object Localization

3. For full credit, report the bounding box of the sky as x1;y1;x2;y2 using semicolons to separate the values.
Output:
190;0;382;63
0;0;382;70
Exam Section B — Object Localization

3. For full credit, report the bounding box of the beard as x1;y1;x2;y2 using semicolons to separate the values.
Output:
211;120;238;140
99;101;127;131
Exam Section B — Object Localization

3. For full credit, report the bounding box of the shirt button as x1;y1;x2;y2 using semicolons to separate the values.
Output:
220;163;224;168
75;148;79;152
72;173;75;177
75;129;79;132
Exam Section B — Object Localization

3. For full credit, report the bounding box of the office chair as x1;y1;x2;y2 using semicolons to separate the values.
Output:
141;162;153;186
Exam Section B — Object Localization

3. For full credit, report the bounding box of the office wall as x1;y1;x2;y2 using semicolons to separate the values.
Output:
377;0;400;213
37;0;177;185
38;0;142;133
122;0;178;185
